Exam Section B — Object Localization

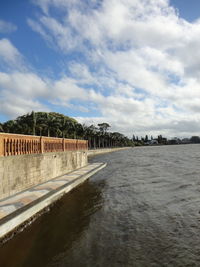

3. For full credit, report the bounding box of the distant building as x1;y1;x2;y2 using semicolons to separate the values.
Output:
147;139;158;145
181;138;190;144
168;137;180;145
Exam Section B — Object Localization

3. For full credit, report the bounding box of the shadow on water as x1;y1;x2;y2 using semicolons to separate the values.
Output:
0;180;104;267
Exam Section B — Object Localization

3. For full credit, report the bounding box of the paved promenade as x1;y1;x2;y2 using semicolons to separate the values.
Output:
0;162;106;240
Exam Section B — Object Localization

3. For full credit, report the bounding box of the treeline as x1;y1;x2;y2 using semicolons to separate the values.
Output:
133;134;200;145
132;134;167;145
190;136;200;143
0;111;133;149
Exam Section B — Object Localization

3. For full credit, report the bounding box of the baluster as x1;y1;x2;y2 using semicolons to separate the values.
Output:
13;139;16;155
22;139;24;154
30;140;33;154
7;139;9;156
22;139;24;155
11;139;13;155
24;140;26;154
19;139;21;154
19;140;21;155
10;139;13;155
22;140;24;154
25;140;27;154
15;139;17;155
4;139;7;156
20;139;23;154
17;139;19;155
9;139;11;155
6;139;8;156
27;140;29;154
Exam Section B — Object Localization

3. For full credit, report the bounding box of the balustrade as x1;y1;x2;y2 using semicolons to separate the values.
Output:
0;133;88;156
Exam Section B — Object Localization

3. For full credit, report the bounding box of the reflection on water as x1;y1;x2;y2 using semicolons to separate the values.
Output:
1;144;200;266
0;181;104;267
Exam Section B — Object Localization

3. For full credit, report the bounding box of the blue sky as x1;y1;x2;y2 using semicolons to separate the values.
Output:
1;0;200;137
171;0;200;22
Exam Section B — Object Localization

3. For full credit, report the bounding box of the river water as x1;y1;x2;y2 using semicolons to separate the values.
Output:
1;145;200;266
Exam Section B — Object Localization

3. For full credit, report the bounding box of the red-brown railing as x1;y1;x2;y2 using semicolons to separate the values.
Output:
0;133;88;156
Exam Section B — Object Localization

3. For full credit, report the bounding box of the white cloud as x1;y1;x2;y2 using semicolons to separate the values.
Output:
27;18;51;44
0;71;49;118
52;77;88;102
0;39;26;72
2;0;200;137
68;62;94;83
0;72;48;98
0;94;47;118
0;20;17;33
0;39;22;65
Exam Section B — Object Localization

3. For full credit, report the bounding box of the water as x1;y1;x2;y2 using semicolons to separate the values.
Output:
1;145;200;266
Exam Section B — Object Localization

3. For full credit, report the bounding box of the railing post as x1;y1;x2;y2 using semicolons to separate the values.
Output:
40;136;44;153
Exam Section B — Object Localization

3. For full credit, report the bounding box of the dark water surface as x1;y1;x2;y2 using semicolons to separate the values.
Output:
1;145;200;267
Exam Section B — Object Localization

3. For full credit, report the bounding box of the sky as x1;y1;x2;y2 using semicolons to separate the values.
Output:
1;0;200;138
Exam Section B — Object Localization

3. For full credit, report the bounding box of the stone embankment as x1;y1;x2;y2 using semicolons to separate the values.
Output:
0;162;106;242
88;147;132;157
0;135;131;242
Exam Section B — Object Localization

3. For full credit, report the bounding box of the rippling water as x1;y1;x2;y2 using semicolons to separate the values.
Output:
1;145;200;267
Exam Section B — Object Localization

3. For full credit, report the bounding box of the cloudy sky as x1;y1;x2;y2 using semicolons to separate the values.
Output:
1;0;200;138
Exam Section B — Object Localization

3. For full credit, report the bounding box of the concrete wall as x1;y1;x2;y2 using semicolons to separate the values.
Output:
0;151;87;200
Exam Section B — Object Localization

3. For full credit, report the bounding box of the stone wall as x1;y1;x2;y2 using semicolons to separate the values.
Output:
0;151;87;200
88;147;131;157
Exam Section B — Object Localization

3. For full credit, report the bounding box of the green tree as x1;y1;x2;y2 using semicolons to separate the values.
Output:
0;111;134;148
157;135;163;144
98;123;110;133
190;136;200;143
32;111;36;135
0;123;4;132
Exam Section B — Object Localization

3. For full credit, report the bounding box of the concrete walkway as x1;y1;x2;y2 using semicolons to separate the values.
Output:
0;162;106;240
